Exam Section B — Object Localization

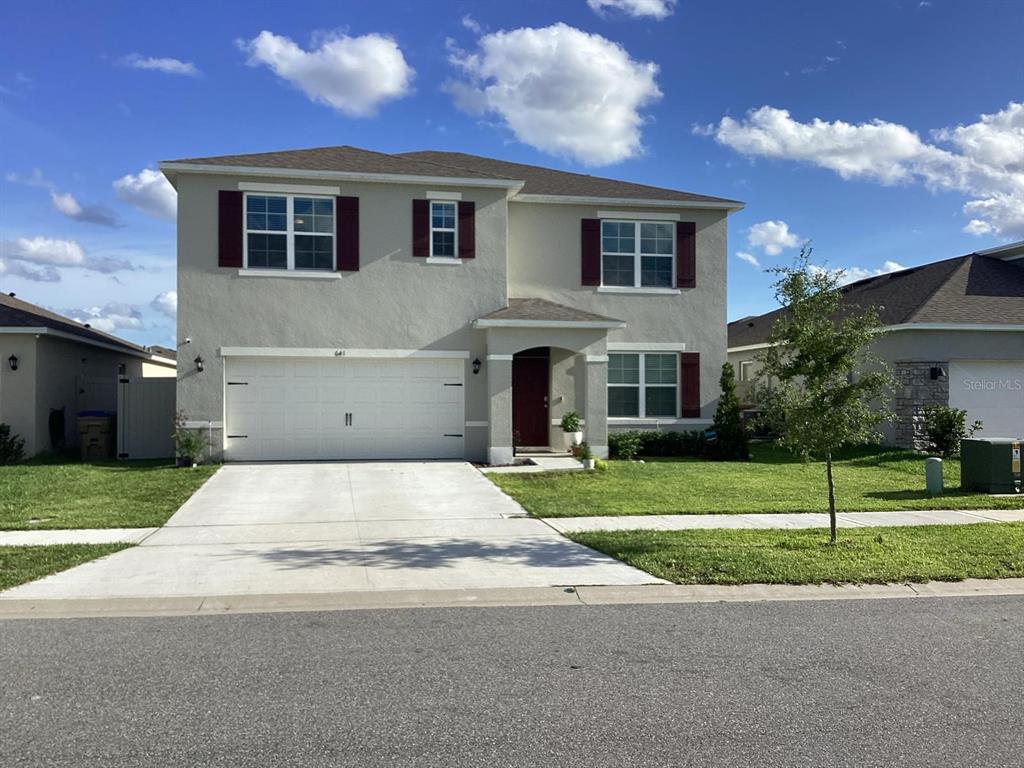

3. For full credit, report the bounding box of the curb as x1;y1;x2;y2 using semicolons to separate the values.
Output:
1;578;1023;620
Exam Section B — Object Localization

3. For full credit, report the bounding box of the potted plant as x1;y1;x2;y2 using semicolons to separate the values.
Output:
578;441;595;470
560;411;583;450
173;412;208;468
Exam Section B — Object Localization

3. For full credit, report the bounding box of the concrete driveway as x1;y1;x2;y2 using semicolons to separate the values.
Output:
2;462;659;600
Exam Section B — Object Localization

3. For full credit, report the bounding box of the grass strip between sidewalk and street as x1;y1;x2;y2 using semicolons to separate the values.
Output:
569;522;1024;585
0;544;132;592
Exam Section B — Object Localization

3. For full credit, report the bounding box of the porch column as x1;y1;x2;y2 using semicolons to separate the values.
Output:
487;355;514;465
584;354;609;459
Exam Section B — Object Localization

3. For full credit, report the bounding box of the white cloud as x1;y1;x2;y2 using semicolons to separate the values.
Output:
0;237;136;279
49;191;120;227
461;14;483;34
64;303;144;334
736;251;761;268
963;218;995;235
120;54;201;77
811;260;906;286
697;102;1024;237
240;30;414;118
151;290;177;319
587;0;676;19
446;23;661;166
113;168;177;220
747;220;802;256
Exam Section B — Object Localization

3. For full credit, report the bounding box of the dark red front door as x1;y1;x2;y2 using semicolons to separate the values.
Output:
512;348;550;448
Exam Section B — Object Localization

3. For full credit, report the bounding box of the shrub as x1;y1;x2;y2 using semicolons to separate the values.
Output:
924;405;982;457
609;431;644;460
710;362;750;461
608;429;709;460
560;411;581;433
0;423;26;464
173;412;210;464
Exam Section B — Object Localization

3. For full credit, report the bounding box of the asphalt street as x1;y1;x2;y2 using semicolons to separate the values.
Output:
2;595;1022;767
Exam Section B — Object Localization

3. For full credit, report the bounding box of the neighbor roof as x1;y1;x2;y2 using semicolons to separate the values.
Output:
0;293;164;360
161;145;742;207
728;254;1024;349
476;298;624;327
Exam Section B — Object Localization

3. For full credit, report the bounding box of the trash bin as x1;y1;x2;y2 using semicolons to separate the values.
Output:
960;438;1022;494
77;411;115;461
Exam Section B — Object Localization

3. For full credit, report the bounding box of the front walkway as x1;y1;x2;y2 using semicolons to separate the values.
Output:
546;508;1024;533
0;462;660;600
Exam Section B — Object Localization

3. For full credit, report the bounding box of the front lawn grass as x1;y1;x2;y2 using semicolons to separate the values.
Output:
0;544;131;591
490;444;1024;518
571;522;1024;585
0;459;218;530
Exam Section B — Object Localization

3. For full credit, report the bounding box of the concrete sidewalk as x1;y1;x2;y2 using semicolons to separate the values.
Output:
545;508;1024;533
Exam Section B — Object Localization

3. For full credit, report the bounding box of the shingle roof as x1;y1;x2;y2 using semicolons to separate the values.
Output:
398;151;742;205
0;293;154;356
478;298;623;325
728;254;1024;348
162;145;743;206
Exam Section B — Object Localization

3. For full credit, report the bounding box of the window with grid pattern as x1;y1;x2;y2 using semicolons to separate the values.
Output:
608;353;678;418
601;221;674;288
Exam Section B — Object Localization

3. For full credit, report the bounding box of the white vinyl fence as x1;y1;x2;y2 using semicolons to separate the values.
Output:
116;376;176;459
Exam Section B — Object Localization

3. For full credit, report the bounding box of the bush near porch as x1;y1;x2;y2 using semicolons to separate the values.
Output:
490;443;1024;518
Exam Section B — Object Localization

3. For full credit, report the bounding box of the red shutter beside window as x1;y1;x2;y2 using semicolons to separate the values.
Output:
458;201;476;258
218;190;243;268
335;196;359;271
676;221;696;288
412;199;430;257
581;218;601;286
680;352;700;418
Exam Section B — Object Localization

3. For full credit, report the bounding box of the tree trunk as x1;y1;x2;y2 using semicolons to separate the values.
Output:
826;451;837;544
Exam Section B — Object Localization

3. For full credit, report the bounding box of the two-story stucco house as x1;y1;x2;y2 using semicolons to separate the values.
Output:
160;146;743;464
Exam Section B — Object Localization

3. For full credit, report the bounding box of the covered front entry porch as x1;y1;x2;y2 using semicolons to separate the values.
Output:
474;299;625;465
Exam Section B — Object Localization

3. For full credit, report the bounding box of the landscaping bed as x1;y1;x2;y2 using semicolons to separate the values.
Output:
0;459;218;530
490;444;1024;518
0;543;131;591
571;522;1024;585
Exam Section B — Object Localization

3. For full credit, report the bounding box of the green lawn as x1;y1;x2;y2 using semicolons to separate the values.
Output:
571;522;1024;585
0;460;219;530
490;444;1024;518
0;543;131;591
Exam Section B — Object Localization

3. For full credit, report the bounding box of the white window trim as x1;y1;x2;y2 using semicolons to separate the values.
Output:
609;352;680;419
425;256;463;266
739;360;755;382
237;268;341;280
429;200;458;259
600;219;675;290
243;192;336;272
597;286;680;296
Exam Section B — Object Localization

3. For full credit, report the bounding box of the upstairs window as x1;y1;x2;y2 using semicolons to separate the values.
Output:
601;220;674;288
430;201;457;258
245;194;334;271
608;352;678;418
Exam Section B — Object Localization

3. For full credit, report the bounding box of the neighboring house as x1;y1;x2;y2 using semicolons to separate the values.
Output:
0;293;177;456
727;243;1024;449
160;146;743;463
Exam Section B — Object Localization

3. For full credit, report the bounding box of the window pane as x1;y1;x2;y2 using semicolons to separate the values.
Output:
314;199;333;216
247;233;287;269
293;198;313;215
267;197;286;214
313;214;334;234
247;196;267;213
433;230;455;257
608;354;640;385
645;387;677;417
601;221;634;253
266;214;287;231
609;387;639;417
247;213;266;230
640;222;674;255
645;354;677;385
295;235;333;270
431;202;455;229
294;198;333;235
602;254;634;286
640;255;672;287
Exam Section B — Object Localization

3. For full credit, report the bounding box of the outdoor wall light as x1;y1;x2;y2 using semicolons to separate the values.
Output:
930;366;947;381
194;355;205;373
472;357;482;375
7;355;17;371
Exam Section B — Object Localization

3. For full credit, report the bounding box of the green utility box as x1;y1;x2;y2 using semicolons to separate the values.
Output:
960;438;1022;494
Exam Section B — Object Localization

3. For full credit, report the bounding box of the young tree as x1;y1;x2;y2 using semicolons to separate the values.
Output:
758;248;894;543
711;362;750;460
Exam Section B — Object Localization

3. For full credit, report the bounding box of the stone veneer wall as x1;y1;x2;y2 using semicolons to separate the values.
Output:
892;361;949;450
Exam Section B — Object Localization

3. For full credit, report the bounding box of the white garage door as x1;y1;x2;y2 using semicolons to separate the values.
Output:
224;356;465;461
948;360;1024;438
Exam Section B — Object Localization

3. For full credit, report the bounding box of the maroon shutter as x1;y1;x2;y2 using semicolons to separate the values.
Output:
680;352;700;418
335;196;359;271
218;190;243;268
412;199;430;257
458;201;475;258
676;221;696;288
581;218;600;285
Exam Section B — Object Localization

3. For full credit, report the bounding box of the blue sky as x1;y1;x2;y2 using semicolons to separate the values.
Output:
2;0;1023;345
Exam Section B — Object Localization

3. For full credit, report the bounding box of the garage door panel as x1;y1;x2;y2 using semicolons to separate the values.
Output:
225;355;466;461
